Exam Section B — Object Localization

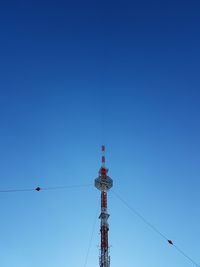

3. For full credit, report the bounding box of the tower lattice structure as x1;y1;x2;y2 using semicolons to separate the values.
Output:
95;145;113;267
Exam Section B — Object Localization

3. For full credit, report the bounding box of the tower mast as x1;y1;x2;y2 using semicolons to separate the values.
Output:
95;145;113;267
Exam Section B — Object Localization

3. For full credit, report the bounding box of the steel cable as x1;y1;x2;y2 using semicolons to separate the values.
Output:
112;190;200;267
0;184;92;193
83;198;99;267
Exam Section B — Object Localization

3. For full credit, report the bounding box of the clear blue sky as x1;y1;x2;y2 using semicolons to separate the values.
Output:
0;0;200;267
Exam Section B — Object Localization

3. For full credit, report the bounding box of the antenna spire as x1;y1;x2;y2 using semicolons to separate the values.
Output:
101;145;105;167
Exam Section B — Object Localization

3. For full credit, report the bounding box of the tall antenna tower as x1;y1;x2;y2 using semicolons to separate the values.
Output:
95;145;113;267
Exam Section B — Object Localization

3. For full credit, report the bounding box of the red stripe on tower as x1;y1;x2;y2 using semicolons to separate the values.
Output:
101;191;107;209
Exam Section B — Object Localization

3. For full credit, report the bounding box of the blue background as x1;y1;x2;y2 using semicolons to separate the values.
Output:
0;0;200;266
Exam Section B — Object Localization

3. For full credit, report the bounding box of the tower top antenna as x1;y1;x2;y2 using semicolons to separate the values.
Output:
95;146;113;191
101;145;105;168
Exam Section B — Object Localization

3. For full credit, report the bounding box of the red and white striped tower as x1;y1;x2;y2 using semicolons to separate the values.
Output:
95;145;113;267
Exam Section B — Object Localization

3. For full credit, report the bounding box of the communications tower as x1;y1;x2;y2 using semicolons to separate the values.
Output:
95;145;113;267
